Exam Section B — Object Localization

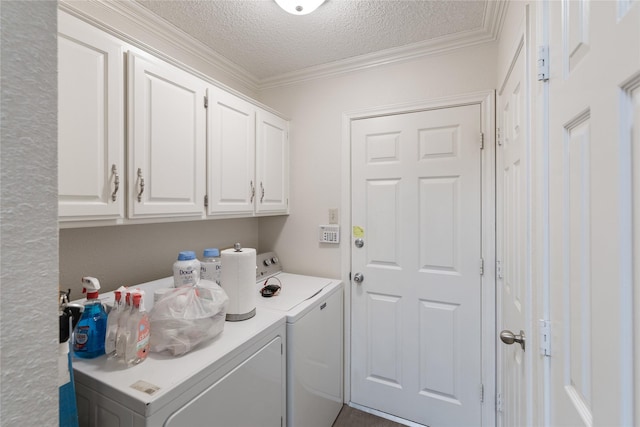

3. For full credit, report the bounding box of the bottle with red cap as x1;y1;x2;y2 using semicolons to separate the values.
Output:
115;289;133;360
105;286;126;358
124;290;150;367
72;276;107;359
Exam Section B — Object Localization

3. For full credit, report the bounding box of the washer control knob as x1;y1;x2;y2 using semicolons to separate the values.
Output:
264;259;272;266
271;257;279;264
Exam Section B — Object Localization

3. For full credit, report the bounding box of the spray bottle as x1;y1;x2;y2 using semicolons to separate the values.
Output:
105;286;126;358
124;290;150;367
72;277;107;359
114;290;133;360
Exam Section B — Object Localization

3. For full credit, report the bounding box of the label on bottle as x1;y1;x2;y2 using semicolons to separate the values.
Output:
173;260;200;286
136;315;150;360
74;326;89;349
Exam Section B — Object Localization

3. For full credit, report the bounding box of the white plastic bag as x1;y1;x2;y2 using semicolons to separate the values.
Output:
149;280;228;356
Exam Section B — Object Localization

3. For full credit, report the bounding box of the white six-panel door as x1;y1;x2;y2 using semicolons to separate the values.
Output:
350;104;483;426
497;22;530;427
547;1;639;425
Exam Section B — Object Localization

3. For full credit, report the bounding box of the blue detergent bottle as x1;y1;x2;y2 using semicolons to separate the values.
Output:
73;277;107;359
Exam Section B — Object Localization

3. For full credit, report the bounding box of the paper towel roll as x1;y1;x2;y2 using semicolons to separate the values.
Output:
220;247;256;321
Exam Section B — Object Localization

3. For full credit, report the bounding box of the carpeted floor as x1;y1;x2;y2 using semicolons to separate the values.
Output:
332;405;405;427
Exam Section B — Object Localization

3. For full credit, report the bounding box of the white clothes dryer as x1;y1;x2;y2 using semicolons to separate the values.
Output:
255;252;344;427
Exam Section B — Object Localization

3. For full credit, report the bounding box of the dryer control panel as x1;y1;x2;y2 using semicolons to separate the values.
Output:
256;252;282;280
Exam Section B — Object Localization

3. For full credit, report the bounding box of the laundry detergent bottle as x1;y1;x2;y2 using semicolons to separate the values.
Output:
73;277;107;359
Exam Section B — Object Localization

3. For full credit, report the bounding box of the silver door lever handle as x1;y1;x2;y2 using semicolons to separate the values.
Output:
500;329;525;351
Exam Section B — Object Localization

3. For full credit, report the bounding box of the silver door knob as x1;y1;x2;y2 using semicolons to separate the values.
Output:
353;273;364;284
500;329;525;351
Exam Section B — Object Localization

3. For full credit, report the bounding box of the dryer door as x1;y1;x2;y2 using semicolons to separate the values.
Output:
166;336;283;427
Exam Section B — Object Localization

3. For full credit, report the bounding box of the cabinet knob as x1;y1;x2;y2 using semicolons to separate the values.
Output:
260;182;265;203
250;181;255;203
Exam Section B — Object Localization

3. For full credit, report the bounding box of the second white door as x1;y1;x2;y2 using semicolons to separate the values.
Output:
351;104;484;426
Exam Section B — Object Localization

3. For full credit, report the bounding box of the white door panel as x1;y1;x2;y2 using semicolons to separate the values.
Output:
128;51;206;218
207;86;256;215
548;1;639;425
351;104;483;426
58;13;124;220
497;23;529;426
256;110;289;214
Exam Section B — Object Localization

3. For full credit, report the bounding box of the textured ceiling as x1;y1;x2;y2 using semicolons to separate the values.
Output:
135;0;490;82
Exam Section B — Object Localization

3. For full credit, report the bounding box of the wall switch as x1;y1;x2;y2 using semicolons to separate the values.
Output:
329;208;339;224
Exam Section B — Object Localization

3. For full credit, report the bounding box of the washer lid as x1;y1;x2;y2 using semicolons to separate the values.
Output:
255;272;333;312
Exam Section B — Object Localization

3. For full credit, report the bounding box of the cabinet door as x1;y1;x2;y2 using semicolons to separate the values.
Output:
128;51;206;218
58;12;124;221
207;86;256;216
256;110;289;214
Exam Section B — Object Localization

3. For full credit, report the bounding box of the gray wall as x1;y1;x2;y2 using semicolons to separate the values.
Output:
60;218;260;298
1;1;59;424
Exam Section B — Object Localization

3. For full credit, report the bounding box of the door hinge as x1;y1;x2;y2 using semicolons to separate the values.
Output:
480;384;484;403
479;258;485;276
539;319;551;356
281;342;283;355
496;392;503;412
496;127;502;146
480;132;485;149
204;194;208;208
204;95;208;108
496;260;503;279
537;45;549;81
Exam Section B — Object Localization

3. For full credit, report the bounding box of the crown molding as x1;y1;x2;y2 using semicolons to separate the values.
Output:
60;0;508;92
259;0;508;89
258;27;495;89
59;0;260;93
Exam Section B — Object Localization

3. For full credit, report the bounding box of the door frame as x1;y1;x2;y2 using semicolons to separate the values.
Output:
340;91;496;426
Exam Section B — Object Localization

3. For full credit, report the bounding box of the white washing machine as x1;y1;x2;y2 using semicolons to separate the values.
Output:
255;252;344;427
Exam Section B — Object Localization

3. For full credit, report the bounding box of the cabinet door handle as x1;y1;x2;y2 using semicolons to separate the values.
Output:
250;181;255;203
260;182;265;203
111;164;120;202
137;168;145;202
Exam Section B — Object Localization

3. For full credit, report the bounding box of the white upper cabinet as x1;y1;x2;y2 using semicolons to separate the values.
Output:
256;110;289;214
207;86;256;215
207;87;290;217
58;11;124;221
58;11;288;226
127;51;207;218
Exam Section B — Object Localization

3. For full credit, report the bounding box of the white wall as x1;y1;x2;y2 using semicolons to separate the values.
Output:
0;1;59;424
258;43;498;278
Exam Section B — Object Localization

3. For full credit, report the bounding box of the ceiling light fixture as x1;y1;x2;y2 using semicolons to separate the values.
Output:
275;0;326;15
